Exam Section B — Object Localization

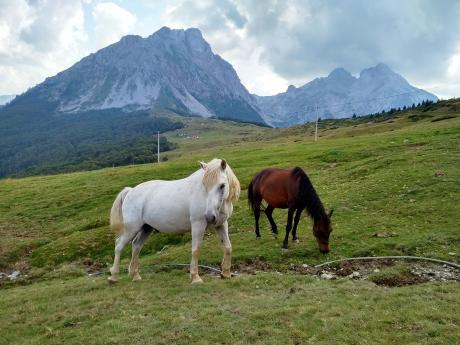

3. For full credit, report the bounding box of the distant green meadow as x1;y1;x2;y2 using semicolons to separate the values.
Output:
0;100;459;344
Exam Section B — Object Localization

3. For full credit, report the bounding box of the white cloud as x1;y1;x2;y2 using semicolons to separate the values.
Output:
447;45;460;79
0;0;88;94
1;0;459;98
423;44;460;99
92;2;137;49
163;0;460;98
222;46;289;96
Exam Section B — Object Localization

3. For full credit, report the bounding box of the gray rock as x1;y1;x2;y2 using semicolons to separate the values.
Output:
320;272;335;280
347;271;361;279
8;270;20;280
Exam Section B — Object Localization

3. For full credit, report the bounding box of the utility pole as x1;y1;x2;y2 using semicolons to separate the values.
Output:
157;131;160;163
314;105;319;142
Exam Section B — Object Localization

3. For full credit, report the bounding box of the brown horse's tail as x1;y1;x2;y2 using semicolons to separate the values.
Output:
248;171;266;214
110;187;132;236
247;179;256;214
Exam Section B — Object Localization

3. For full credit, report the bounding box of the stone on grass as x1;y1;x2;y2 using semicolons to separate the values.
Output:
347;271;361;279
320;272;335;280
8;271;20;280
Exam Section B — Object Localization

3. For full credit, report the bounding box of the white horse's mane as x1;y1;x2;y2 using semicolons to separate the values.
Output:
202;158;240;202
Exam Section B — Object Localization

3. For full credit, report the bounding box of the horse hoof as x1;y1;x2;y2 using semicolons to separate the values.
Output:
132;274;142;282
256;236;261;240
281;248;289;253
107;276;118;284
191;276;203;284
293;239;300;244
272;234;277;239
220;273;231;279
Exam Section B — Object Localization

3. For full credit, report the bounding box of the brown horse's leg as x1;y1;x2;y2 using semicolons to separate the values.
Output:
291;208;302;241
282;208;295;249
264;205;278;238
254;206;261;239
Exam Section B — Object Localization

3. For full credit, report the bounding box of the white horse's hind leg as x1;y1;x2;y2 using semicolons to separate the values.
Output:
218;221;232;279
190;221;206;284
129;226;154;281
108;225;140;284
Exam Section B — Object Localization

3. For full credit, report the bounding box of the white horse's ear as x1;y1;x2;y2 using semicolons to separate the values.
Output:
221;159;227;170
199;161;207;170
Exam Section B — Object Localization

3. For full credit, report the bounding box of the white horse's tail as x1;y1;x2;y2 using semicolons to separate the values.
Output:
110;187;132;236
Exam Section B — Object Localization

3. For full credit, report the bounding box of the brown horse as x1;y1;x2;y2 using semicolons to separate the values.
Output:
247;167;333;253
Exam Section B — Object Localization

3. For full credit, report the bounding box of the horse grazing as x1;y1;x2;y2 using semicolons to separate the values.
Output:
247;167;333;253
108;158;240;284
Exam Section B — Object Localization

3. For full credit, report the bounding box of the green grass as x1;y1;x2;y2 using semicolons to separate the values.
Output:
0;100;459;343
1;272;459;345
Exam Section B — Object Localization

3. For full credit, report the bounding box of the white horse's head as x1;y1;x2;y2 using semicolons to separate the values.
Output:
200;158;240;224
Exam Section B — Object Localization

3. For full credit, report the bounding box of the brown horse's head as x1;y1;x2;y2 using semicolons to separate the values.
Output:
313;209;333;253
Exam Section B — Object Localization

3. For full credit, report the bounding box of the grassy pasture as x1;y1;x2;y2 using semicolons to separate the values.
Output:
0;100;459;344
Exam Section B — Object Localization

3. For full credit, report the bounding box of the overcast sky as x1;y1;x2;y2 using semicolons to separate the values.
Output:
1;0;459;98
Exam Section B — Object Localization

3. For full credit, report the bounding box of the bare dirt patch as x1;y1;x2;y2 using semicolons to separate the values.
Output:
234;258;274;274
233;257;460;287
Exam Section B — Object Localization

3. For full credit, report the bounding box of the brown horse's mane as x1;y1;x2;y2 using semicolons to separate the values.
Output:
291;167;328;222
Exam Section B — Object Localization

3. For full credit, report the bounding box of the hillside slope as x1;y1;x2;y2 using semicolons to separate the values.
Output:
0;99;459;344
0;99;458;269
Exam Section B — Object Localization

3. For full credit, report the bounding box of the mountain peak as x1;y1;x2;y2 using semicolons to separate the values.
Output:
328;67;353;79
148;26;209;53
375;63;391;71
119;34;142;44
156;26;172;34
185;27;203;37
151;26;203;39
360;63;394;78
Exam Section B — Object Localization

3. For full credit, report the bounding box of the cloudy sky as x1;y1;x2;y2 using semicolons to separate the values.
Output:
1;0;459;98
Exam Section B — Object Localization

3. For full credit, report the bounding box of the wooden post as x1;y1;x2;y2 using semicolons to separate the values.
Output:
157;131;160;163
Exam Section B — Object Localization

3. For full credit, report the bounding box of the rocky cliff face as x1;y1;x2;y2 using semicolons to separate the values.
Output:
255;64;437;127
9;27;264;124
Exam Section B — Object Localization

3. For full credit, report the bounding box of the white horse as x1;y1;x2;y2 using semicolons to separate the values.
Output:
108;158;240;284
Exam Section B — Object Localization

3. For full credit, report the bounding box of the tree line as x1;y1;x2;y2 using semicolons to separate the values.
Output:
0;106;184;178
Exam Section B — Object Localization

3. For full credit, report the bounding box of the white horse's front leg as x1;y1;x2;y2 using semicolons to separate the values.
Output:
190;221;206;284
218;221;232;279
